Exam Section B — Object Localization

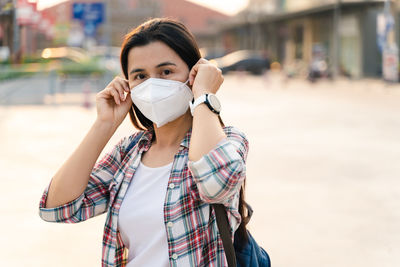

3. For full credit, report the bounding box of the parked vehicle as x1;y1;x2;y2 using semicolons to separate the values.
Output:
210;50;270;75
200;47;226;60
307;44;331;82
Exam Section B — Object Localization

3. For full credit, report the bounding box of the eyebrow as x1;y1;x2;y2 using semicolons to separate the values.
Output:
129;61;177;75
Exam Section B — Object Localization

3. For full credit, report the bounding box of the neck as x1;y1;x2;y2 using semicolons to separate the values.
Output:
152;111;192;148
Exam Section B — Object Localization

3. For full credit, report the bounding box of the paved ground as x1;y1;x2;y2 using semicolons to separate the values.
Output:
0;73;111;105
1;73;399;266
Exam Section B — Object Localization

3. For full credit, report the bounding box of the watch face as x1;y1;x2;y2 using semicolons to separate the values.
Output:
208;94;221;112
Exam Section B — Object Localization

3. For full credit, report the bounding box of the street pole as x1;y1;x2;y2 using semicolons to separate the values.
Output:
12;0;20;63
105;0;111;52
104;0;113;83
382;0;398;82
332;0;341;79
384;0;390;15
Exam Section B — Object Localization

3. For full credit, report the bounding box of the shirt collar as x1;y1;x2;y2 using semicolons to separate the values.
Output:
180;127;192;148
138;127;192;150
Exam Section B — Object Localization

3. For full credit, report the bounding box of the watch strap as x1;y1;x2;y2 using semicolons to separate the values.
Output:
190;94;207;115
190;93;220;115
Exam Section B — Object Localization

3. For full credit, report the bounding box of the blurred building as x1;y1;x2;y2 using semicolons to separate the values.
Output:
221;0;398;78
40;0;228;50
0;0;13;60
0;0;56;61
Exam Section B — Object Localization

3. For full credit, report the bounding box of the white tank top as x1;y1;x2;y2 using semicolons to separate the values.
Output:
118;160;173;267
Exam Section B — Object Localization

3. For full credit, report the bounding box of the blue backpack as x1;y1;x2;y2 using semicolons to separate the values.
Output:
213;203;271;267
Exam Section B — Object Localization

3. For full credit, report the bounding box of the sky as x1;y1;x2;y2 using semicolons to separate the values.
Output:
188;0;249;15
35;0;249;15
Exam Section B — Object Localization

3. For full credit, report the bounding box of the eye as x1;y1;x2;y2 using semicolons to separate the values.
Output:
134;73;146;80
162;69;171;76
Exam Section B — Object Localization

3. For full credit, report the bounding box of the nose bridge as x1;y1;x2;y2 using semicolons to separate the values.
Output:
148;69;161;79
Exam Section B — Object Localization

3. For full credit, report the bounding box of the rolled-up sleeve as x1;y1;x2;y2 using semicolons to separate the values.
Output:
38;134;133;223
188;127;249;204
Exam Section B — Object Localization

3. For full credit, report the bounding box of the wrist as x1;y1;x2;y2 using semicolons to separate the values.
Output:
193;92;208;99
192;87;211;99
190;93;221;116
93;119;118;135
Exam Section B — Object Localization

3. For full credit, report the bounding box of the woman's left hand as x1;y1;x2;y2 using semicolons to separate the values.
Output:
189;58;224;99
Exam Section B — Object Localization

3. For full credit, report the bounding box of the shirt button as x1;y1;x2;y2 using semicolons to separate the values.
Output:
172;253;178;260
168;183;175;189
167;221;174;228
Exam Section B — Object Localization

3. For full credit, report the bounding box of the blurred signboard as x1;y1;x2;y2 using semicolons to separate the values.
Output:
16;0;33;25
72;2;104;37
377;13;394;52
16;0;44;29
382;44;398;82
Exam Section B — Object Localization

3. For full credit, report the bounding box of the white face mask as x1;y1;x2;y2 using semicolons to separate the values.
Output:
130;78;193;128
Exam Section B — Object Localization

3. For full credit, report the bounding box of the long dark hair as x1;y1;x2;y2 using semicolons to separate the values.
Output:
120;18;250;244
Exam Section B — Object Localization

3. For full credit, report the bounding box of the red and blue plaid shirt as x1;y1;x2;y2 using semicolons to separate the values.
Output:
39;126;248;266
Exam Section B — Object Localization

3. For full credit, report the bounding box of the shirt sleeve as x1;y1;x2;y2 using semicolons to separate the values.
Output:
188;126;249;204
38;133;138;223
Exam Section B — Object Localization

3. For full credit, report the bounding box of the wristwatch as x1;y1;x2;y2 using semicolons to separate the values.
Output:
189;93;221;116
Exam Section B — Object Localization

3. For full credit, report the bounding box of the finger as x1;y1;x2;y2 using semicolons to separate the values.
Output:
189;70;197;86
114;82;126;101
198;58;208;64
109;88;121;105
189;59;204;84
189;58;211;85
121;91;132;105
118;77;130;92
189;65;199;86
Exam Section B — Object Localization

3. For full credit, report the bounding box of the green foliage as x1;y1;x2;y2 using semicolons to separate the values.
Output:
0;66;34;81
57;58;106;75
0;56;112;81
22;56;51;64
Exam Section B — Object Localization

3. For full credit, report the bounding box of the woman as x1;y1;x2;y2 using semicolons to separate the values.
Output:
39;18;249;267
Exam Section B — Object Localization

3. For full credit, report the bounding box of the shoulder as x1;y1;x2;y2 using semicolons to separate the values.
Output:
117;130;148;155
222;125;249;157
223;125;248;142
126;130;147;145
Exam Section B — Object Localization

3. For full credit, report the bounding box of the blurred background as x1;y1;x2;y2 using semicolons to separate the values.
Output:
1;0;400;266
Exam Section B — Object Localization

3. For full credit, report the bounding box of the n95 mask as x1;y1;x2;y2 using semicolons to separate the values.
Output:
130;78;193;128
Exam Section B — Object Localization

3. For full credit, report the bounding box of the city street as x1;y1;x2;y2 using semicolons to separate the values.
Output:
1;73;399;266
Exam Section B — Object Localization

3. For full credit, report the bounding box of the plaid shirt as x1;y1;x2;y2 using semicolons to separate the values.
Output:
39;126;248;266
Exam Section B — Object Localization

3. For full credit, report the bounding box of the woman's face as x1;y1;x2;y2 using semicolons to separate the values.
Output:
127;41;190;89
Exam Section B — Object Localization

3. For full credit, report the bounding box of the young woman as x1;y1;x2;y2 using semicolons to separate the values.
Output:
39;18;249;267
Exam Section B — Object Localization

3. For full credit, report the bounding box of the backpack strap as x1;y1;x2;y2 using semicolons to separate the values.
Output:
213;203;237;267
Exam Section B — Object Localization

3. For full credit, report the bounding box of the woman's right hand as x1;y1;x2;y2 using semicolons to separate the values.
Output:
95;76;132;130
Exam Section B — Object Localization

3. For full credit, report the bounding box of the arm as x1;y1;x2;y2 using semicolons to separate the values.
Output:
39;134;128;222
44;120;116;208
188;59;226;161
39;77;133;222
189;104;226;161
188;127;248;204
187;59;248;203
